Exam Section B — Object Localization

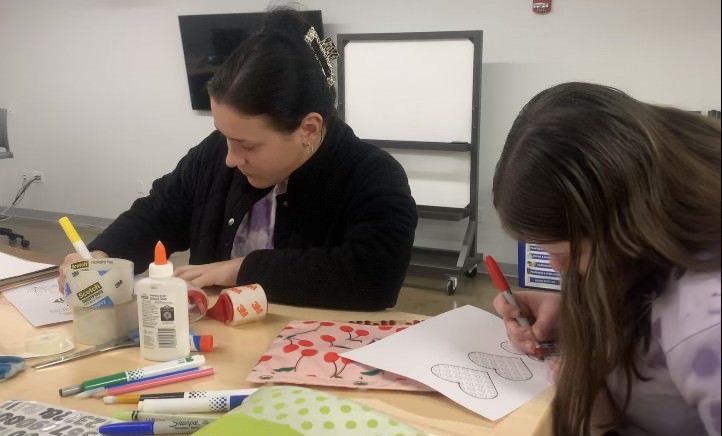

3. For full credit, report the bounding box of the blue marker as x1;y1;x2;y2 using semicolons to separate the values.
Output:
98;419;208;435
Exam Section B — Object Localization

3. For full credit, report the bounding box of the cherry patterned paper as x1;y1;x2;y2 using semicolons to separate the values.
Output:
246;320;433;391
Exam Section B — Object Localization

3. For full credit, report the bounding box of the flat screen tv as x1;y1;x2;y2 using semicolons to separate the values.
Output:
178;11;324;111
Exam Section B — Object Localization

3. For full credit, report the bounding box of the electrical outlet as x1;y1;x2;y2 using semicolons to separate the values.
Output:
22;169;44;184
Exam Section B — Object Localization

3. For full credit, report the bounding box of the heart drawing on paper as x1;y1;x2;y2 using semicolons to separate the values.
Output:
500;340;525;355
431;364;498;399
469;352;532;381
500;340;542;361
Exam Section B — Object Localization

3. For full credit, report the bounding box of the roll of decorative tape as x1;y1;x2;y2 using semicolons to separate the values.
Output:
186;285;209;322
207;284;267;326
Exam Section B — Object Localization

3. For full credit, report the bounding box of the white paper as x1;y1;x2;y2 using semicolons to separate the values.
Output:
2;278;72;326
341;305;552;421
0;251;55;280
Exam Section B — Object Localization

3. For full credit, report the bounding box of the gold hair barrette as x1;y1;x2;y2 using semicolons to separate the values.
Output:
304;26;338;88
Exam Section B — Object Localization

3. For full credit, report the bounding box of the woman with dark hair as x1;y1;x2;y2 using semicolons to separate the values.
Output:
61;9;417;311
492;82;720;435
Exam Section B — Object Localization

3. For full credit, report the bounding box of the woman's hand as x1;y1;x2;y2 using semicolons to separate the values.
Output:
175;258;244;288
492;290;561;355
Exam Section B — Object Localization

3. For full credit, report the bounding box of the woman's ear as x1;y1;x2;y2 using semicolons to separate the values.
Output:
298;112;324;144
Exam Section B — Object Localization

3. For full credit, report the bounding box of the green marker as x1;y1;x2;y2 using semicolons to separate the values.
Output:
58;355;204;397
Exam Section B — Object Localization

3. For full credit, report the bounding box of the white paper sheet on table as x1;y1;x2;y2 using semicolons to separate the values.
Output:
341;305;552;421
0;251;55;280
2;278;72;326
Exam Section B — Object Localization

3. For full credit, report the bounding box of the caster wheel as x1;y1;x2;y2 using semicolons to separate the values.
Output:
464;265;478;278
446;276;458;295
21;239;30;248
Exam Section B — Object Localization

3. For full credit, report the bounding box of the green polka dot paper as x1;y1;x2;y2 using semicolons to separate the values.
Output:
235;385;427;436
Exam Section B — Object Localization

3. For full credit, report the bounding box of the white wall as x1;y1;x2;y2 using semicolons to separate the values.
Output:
1;0;720;266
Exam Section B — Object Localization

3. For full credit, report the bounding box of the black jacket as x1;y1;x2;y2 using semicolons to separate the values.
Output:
89;117;417;310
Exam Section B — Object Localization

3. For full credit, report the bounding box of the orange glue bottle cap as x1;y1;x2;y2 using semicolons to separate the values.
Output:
149;241;173;278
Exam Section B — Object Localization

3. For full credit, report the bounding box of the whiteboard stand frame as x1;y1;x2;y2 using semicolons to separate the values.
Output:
337;31;483;295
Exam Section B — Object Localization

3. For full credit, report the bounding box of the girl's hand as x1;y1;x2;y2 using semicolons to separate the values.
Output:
492;290;561;355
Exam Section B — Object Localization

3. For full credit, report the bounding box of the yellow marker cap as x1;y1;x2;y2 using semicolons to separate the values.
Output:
58;216;81;243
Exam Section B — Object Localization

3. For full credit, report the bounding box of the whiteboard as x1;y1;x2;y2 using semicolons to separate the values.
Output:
389;149;470;208
343;39;474;143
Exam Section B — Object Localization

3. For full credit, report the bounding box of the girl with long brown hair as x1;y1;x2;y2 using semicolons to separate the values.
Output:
492;82;720;435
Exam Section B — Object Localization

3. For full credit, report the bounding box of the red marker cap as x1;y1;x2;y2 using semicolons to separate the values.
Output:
190;334;214;352
483;255;511;292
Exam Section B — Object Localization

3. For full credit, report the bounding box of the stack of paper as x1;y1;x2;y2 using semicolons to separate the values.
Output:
0;251;58;292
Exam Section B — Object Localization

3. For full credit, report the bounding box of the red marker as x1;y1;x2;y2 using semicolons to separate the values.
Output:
484;255;545;358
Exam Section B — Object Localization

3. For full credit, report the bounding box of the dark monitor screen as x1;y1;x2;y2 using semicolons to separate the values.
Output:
178;11;324;111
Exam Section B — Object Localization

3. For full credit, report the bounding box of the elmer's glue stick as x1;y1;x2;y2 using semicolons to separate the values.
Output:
135;241;191;361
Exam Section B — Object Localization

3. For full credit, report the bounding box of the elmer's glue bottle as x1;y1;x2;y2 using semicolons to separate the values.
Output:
135;241;191;361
